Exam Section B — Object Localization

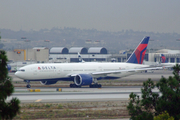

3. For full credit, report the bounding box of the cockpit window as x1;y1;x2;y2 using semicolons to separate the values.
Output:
18;69;25;72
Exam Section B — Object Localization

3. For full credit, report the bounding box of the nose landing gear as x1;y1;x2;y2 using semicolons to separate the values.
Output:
26;84;31;88
24;80;31;88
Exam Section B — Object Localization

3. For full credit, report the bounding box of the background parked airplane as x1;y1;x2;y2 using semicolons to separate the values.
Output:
15;36;161;88
160;54;179;67
78;52;85;62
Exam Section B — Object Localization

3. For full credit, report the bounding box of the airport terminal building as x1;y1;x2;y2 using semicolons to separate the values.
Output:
49;47;111;63
6;47;180;64
149;49;180;63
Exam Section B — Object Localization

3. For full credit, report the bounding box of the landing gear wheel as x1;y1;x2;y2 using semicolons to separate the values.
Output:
89;84;102;88
24;80;31;88
70;84;81;88
26;84;31;88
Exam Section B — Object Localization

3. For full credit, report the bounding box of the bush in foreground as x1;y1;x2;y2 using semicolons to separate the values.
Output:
127;64;180;120
0;50;20;119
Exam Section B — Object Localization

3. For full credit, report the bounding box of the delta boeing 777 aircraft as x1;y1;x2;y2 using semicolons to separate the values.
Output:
15;36;161;88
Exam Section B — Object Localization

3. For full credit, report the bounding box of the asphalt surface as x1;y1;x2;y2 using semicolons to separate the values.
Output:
8;69;172;103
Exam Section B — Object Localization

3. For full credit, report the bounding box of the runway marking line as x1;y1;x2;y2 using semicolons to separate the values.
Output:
35;99;42;102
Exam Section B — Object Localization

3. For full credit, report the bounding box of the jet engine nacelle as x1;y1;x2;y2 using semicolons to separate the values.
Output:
74;74;93;86
40;80;58;85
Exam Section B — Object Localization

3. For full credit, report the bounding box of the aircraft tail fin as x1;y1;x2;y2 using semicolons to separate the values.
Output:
160;54;168;63
78;52;85;62
126;36;150;64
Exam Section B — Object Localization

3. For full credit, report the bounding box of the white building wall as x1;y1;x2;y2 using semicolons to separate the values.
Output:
34;49;49;62
49;54;112;62
6;50;25;61
6;48;49;62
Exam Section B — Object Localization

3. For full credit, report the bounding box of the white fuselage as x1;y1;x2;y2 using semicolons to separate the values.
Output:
15;62;149;81
160;63;179;66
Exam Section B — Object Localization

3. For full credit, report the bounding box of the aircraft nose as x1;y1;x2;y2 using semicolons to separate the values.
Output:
15;71;19;77
15;71;23;78
15;68;27;79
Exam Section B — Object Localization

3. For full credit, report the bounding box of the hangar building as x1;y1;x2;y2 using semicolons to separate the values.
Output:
49;47;110;63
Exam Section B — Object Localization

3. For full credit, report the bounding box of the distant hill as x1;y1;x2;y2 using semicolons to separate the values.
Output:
1;28;180;53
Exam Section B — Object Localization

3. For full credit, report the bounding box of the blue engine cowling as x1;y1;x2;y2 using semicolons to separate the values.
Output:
40;80;58;85
74;74;93;86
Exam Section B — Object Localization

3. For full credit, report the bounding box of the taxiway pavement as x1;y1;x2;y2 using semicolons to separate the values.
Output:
9;70;172;103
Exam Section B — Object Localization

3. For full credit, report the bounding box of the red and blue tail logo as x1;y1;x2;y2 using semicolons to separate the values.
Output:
126;36;150;64
161;54;167;63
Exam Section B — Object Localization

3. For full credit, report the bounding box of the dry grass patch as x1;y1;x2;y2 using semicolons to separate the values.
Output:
14;101;130;119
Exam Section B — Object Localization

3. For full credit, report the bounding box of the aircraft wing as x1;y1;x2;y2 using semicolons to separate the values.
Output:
91;67;163;76
70;67;163;77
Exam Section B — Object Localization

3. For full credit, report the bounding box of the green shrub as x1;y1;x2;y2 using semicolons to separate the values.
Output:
154;111;174;120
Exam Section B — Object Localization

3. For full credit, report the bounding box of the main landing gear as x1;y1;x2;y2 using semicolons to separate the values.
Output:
69;83;102;88
24;80;31;88
70;84;81;88
89;84;102;88
90;78;102;88
69;78;102;88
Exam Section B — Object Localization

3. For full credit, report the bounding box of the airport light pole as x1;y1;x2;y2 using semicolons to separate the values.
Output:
21;37;27;49
149;39;154;62
176;39;180;47
176;39;180;51
176;39;180;48
149;39;154;53
24;39;31;61
44;40;50;48
176;39;180;63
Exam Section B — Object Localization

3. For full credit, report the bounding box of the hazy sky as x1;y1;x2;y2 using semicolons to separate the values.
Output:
1;0;180;33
